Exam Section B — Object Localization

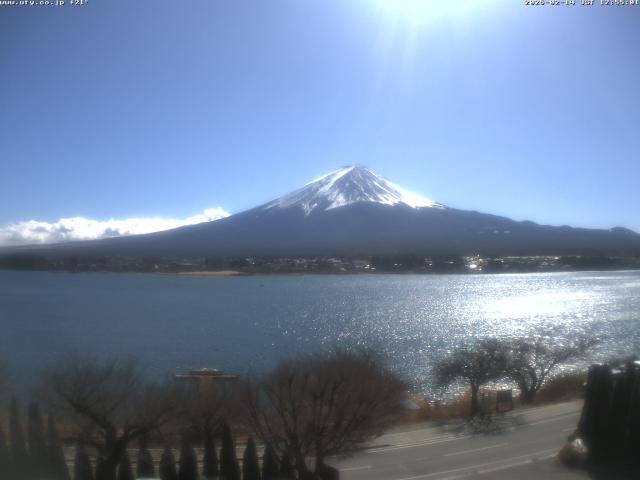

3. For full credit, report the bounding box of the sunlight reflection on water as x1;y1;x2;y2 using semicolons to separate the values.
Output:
0;270;639;396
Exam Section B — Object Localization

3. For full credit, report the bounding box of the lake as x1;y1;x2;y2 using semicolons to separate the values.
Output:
1;270;639;394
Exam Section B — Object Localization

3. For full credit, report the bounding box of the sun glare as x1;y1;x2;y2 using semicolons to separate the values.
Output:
374;0;496;26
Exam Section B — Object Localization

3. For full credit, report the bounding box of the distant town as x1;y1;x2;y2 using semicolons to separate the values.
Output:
1;252;639;274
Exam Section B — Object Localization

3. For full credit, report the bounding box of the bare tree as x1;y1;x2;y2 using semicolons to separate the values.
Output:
244;349;406;479
434;339;509;417
45;358;178;480
506;335;597;403
176;380;240;444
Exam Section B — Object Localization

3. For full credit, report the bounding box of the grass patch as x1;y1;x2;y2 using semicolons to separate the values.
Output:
536;371;587;404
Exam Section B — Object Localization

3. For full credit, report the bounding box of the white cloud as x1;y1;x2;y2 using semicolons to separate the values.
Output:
0;207;230;246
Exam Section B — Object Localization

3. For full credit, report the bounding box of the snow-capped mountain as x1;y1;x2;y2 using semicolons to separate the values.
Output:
263;165;444;214
4;166;640;259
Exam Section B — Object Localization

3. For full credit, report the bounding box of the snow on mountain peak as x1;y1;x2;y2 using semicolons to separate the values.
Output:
264;165;444;215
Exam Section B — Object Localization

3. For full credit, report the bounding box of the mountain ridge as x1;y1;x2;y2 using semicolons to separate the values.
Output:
1;166;639;259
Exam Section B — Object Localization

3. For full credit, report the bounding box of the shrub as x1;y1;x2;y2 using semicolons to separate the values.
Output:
159;447;178;480
242;436;260;480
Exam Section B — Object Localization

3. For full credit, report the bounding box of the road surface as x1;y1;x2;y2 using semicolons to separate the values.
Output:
329;400;588;480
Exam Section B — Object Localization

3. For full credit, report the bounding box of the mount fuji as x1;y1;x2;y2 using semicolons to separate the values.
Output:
4;165;640;259
262;165;444;214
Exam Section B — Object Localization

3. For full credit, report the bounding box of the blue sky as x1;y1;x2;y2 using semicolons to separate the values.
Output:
1;0;639;244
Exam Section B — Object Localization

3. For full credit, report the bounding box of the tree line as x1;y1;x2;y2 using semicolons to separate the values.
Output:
434;335;597;416
0;398;292;480
0;350;406;480
0;335;597;480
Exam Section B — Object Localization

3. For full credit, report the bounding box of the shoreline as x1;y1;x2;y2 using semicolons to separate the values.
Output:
2;267;639;277
176;270;245;276
170;268;640;277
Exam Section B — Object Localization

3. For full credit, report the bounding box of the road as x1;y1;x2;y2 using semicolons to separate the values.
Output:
329;401;589;480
